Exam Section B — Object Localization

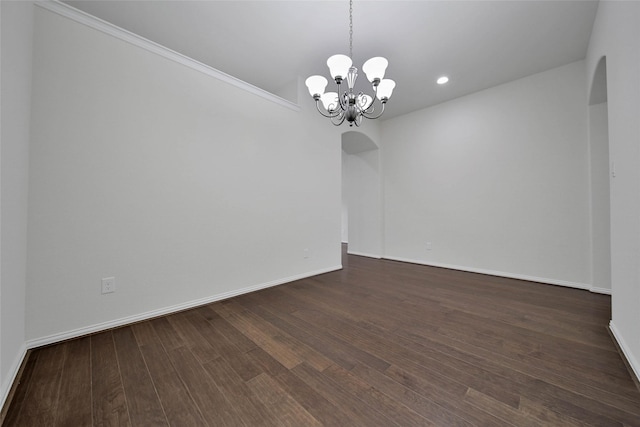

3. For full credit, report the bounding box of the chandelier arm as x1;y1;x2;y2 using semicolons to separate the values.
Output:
353;91;364;113
336;81;345;111
336;83;350;111
354;91;377;114
364;95;377;114
314;99;341;119
331;111;347;126
361;102;387;120
370;84;380;112
358;84;384;118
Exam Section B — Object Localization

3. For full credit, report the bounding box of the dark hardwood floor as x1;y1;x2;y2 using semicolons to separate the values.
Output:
4;246;640;426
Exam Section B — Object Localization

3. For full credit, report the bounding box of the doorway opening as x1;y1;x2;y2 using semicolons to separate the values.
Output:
341;131;382;258
588;56;611;293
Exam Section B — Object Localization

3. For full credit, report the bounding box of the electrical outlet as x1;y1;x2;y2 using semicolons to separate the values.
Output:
101;277;116;294
426;242;432;251
303;248;310;259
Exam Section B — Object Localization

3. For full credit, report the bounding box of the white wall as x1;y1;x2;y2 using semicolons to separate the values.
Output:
586;0;640;381
341;152;348;243
588;102;611;292
381;61;591;287
0;0;33;407
25;6;342;344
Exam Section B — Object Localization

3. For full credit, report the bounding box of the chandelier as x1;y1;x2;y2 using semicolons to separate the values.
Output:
305;0;395;127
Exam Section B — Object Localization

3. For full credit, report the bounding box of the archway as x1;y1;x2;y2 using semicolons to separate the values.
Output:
588;56;611;293
341;131;382;258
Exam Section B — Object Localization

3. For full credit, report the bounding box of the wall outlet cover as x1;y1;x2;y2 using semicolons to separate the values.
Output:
101;277;116;294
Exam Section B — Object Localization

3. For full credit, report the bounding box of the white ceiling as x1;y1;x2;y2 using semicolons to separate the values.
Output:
63;0;599;120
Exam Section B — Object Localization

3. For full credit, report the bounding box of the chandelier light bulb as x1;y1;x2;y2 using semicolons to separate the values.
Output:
362;57;388;83
376;79;396;101
305;75;328;97
327;54;352;81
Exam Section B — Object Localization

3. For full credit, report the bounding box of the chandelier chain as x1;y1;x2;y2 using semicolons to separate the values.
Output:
349;0;353;59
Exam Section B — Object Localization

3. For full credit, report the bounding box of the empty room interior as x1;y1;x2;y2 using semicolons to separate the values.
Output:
2;0;640;425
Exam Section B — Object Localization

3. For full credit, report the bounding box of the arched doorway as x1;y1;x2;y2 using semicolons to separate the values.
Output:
341;131;382;258
588;56;611;293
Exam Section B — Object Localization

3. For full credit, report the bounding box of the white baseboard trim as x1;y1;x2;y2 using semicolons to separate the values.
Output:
36;1;300;112
609;321;640;384
1;344;28;412
589;286;612;295
26;265;341;349
347;250;382;259
382;255;592;291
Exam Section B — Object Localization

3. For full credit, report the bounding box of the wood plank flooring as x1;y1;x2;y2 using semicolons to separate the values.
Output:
4;246;640;426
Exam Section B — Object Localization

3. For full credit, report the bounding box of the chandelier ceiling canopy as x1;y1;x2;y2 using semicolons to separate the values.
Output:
305;0;395;127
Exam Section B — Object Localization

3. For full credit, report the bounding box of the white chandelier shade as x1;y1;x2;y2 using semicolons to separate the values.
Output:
327;54;352;80
305;0;395;127
305;75;328;98
362;57;388;83
376;79;396;101
320;92;339;111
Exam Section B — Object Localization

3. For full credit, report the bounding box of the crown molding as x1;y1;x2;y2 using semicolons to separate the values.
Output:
35;0;301;112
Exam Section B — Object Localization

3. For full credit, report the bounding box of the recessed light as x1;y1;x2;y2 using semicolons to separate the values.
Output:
437;76;449;85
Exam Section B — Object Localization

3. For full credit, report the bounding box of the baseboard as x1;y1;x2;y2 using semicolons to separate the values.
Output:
589;286;612;295
609;321;640;389
26;265;342;349
347;250;382;259
0;344;28;420
382;255;592;291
